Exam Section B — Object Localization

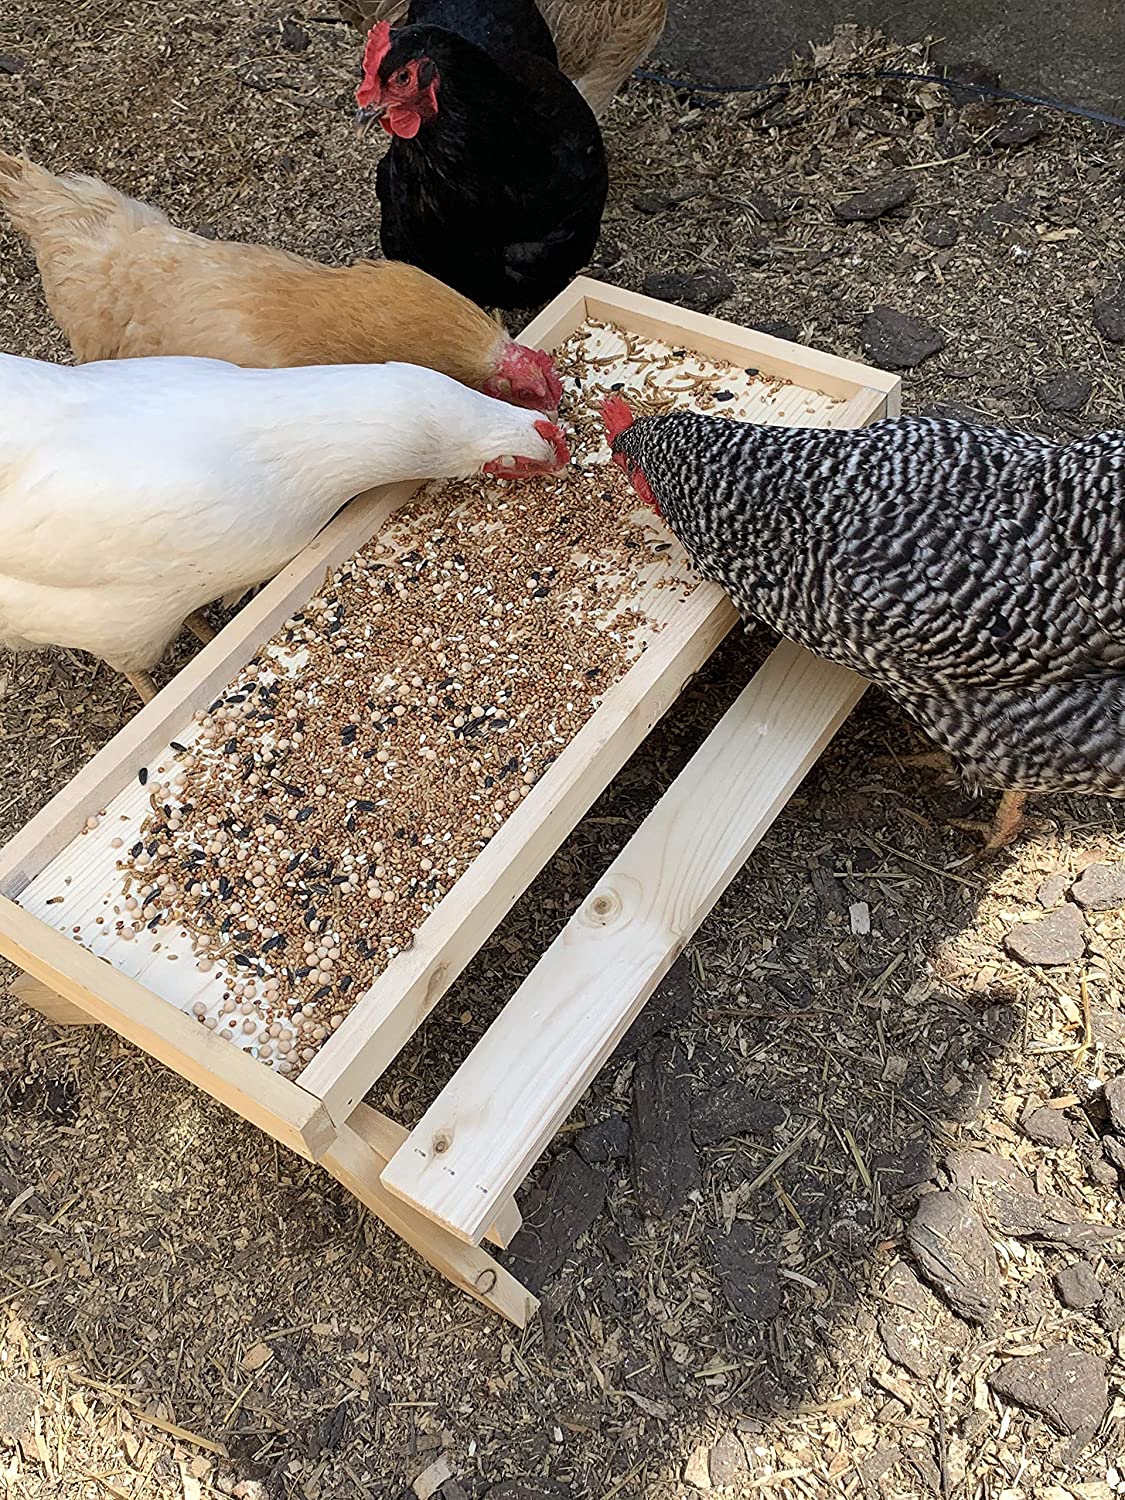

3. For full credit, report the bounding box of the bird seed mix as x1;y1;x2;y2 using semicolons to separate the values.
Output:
37;321;814;1074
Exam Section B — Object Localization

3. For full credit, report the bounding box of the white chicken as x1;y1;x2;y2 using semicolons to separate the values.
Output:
0;354;569;702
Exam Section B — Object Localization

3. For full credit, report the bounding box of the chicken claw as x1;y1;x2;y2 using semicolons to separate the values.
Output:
951;790;1029;857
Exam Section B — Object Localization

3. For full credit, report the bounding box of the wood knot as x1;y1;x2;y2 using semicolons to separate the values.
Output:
588;889;620;923
432;1131;451;1155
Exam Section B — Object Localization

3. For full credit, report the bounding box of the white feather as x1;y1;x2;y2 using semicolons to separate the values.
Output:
0;354;556;674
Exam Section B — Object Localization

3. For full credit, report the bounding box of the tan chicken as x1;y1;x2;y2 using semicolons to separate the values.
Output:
339;0;667;116
0;152;561;411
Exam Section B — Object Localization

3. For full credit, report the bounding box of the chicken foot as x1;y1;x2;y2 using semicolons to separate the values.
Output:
950;790;1030;855
125;670;158;704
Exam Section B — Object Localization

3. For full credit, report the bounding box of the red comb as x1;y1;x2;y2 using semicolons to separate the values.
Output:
356;21;392;108
524;346;563;409
601;394;635;446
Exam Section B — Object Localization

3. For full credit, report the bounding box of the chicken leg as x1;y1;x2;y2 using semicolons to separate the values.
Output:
951;790;1029;854
185;610;218;645
125;670;157;704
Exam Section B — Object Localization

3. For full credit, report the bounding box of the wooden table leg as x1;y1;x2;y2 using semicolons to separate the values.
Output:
321;1105;537;1328
6;971;99;1026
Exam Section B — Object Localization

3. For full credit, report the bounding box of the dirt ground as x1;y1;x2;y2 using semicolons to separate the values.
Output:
1;8;1125;1499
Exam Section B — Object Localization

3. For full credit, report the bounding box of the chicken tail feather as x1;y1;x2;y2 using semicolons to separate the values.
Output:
0;148;167;253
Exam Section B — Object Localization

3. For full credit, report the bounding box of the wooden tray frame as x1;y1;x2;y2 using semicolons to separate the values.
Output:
0;279;900;1325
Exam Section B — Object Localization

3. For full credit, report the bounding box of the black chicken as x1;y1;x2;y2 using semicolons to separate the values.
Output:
355;0;608;311
604;396;1125;850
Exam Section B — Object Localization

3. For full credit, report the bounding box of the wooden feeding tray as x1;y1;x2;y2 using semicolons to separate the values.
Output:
0;279;900;1326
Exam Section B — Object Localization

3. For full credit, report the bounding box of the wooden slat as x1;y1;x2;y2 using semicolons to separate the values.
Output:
0;483;416;899
379;642;867;1244
299;340;895;1123
8;972;98;1026
357;1105;521;1249
516;278;592;349
297;583;737;1122
321;1106;537;1328
577;280;902;403
0;897;335;1162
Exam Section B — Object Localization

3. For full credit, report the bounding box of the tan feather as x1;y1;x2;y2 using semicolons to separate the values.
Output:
0;150;511;388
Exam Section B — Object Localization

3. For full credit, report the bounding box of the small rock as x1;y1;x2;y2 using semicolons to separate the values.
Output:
506;1149;606;1294
1071;861;1125;911
1035;370;1092;414
988;1347;1108;1435
1093;278;1125;343
879;1314;936;1380
279;18;310;50
992;107;1047;146
1037;872;1070;909
975;201;1029;243
1089;1155;1120;1189
872;1140;935;1189
440;1483;468;1500
1097;1289;1125;1334
1101;1133;1125;1178
684;1444;712;1490
0;54;24;74
919;213;959;248
574;1113;630;1166
1104;1075;1125;1132
1056;1262;1103;1310
906;1191;1001;1324
630;1037;701;1215
934;122;970;157
413;1458;453;1500
946;1148;1117;1254
612;954;694;1062
945;59;1001;105
882;1261;939;1316
861;306;946;371
1003;904;1085;966
632;190;671;214
640;268;735;313
0;1381;37;1441
922;398;985;423
708;1431;747;1488
1021;1106;1073;1148
712;1224;782;1320
692;1083;784;1146
833;179;916;222
849;901;871;935
750;317;799;342
858;1446;900;1486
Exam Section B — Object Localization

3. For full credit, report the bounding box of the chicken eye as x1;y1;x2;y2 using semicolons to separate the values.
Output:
393;68;410;86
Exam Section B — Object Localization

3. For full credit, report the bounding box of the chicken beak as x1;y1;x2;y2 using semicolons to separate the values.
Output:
355;104;387;136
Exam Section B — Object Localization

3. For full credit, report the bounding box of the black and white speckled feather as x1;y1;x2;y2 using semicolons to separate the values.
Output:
611;412;1125;798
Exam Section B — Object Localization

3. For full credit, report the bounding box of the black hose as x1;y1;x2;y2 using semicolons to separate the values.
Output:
633;64;1125;131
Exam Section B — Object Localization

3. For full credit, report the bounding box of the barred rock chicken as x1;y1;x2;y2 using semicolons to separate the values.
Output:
0;354;568;703
356;6;608;310
604;399;1125;850
0;151;561;411
341;0;667;116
